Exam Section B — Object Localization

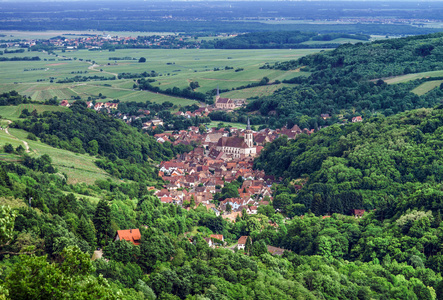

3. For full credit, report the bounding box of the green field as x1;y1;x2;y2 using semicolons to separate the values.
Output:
206;121;256;130
0;47;320;104
384;70;443;84
0;104;68;120
220;83;294;100
412;80;443;96
301;38;368;45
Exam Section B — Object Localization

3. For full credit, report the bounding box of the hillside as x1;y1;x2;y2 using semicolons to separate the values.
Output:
244;33;443;129
254;106;443;218
201;31;370;49
0;94;442;299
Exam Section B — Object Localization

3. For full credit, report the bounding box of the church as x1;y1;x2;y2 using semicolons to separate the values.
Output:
215;119;256;158
214;86;235;110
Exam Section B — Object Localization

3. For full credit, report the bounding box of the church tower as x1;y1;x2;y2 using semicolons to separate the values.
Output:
244;118;254;148
215;84;220;102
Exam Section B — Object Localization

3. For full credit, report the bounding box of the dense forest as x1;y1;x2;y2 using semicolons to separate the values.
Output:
254;106;443;217
243;33;443;128
201;31;369;49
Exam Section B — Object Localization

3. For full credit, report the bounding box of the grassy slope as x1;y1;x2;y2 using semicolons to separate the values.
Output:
384;70;443;84
0;123;113;185
412;80;443;96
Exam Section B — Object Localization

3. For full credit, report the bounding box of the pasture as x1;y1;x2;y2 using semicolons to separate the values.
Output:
0;47;320;104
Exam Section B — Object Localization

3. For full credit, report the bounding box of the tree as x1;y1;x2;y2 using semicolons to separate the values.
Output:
251;240;267;256
3;144;13;153
4;246;117;300
139;57;146;63
15;145;25;154
245;236;252;255
77;215;96;248
190;195;196;208
0;206;16;248
88;140;99;156
273;193;291;213
93;199;112;245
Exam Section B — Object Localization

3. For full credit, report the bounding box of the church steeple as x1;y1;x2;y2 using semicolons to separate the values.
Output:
244;117;253;148
215;84;220;102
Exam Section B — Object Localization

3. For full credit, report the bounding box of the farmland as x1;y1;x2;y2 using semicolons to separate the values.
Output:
0;46;320;104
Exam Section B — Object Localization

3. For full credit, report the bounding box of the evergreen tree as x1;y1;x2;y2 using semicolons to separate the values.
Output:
245;236;252;255
93;199;112;245
77;215;96;248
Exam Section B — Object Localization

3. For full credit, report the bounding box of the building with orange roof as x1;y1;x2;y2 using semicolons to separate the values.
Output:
114;229;141;246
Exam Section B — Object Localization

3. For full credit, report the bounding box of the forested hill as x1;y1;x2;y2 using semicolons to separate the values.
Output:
245;33;443;128
254;106;443;218
201;31;370;49
273;32;443;78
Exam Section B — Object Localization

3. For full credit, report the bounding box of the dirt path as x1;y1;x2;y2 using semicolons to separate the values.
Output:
87;63;118;78
4;121;30;153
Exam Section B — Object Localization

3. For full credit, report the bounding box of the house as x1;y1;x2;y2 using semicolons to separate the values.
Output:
151;119;164;126
321;114;330;120
237;236;250;250
352;116;363;123
114;229;141;246
352;209;365;218
210;234;224;244
204;237;212;247
60;100;70;107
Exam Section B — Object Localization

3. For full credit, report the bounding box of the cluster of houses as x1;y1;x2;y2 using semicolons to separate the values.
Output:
153;120;314;148
9;33;214;51
155;145;275;219
60;100;118;111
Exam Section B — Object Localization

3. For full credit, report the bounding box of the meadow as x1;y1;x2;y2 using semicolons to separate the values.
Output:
0;47;319;104
384;70;443;84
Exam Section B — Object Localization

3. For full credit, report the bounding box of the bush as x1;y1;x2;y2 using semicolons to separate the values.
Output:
3;143;14;153
27;133;37;141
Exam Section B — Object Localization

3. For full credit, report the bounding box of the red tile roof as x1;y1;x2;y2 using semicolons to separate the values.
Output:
115;229;141;246
238;236;249;245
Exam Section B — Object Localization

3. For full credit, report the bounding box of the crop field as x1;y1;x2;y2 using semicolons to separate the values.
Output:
411;80;443;96
0;46;320;104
